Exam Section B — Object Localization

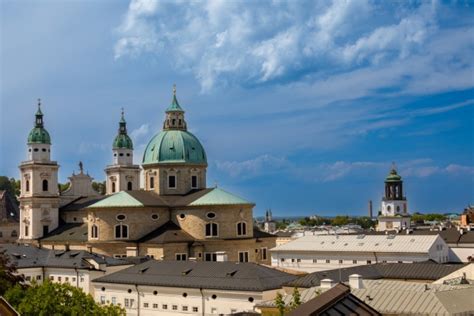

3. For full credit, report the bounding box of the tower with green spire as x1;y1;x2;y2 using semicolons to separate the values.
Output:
377;163;410;231
105;109;140;195
19;99;60;240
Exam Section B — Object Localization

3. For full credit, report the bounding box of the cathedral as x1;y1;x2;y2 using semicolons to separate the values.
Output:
18;88;276;263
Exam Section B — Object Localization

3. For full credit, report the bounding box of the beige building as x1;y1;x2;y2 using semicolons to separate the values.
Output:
19;89;276;263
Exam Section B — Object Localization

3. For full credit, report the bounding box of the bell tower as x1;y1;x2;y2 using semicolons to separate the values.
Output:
377;164;411;231
19;99;60;240
105;109;140;194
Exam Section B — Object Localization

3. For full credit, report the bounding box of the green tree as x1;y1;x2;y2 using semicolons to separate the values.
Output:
58;182;71;192
5;281;124;316
332;215;349;226
289;287;301;310
92;181;106;195
274;292;286;316
0;250;24;295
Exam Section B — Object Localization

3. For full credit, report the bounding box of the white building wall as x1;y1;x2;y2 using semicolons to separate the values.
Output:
93;283;262;316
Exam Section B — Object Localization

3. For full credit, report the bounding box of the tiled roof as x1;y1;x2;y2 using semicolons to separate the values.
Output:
287;283;381;316
0;244;129;269
93;260;297;291
138;221;195;244
41;222;88;242
271;234;442;253
286;262;467;288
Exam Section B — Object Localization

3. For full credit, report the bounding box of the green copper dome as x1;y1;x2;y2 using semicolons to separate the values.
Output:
142;130;207;165
28;127;51;144
28;99;51;144
385;168;402;182
113;110;133;149
113;134;133;149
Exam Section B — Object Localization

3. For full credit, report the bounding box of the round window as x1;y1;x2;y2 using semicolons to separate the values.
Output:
248;297;254;302
179;213;186;219
153;290;158;295
116;214;126;221
211;294;217;300
151;214;159;220
127;289;132;293
206;212;216;219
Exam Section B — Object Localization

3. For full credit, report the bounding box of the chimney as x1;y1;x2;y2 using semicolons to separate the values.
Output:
349;274;363;289
368;200;373;218
320;279;334;289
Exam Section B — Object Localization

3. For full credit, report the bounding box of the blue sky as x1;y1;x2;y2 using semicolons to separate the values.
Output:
1;0;473;217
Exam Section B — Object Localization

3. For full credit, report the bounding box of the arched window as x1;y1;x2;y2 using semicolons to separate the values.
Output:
127;181;132;191
11;230;17;237
42;180;48;192
205;223;218;237
26;180;30;192
150;176;155;189
396;206;400;212
168;175;176;189
191;175;198;189
91;225;98;239
387;205;391;212
112;182;116;193
237;222;247;236
115;224;128;239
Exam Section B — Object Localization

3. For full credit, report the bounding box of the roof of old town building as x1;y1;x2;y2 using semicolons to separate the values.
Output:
93;260;298;291
0;190;19;223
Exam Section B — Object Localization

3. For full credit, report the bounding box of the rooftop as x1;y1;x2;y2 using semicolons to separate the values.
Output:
93;260;297;292
271;234;443;254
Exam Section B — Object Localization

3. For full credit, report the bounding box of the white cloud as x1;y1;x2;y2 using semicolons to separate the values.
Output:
130;123;150;141
113;1;473;94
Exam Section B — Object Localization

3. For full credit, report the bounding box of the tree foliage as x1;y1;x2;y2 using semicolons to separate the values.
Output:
92;181;106;195
5;281;125;316
274;292;286;316
0;250;24;295
289;287;301;310
412;213;446;223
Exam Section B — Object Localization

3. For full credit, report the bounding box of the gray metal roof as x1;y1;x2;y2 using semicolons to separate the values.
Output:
352;280;474;315
93;260;297;291
40;222;88;242
286;262;467;288
0;244;129;270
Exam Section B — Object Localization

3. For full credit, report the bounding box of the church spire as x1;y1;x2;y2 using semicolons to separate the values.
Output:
119;107;127;134
35;98;44;128
113;108;133;150
163;85;187;130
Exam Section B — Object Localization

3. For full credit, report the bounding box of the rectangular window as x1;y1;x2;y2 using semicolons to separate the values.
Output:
162;304;168;310
124;299;129;308
281;258;285;262
80;277;84;283
193;307;199;312
353;260;357;264
168;175;176;188
172;305;178;310
313;259;318;263
143;303;149;308
261;248;267;260
153;303;158;309
150;176;155;189
291;258;295;263
111;297;116;305
65;277;69;282
326;259;330;263
58;277;62;282
36;275;41;280
338;260;343;264
366;260;372;264
25;225;29;237
100;296;105;304
182;306;188;311
26;276;31;281
205;252;217;262
297;259;301;263
130;299;135;308
191;175;198;188
50;276;54;281
72;277;76;282
176;253;187;261
205;223;218;237
238;251;249;262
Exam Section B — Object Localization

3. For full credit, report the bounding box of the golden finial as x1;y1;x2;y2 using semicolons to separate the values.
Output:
173;84;176;96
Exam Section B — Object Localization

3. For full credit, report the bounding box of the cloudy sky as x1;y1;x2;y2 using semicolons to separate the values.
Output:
1;0;473;216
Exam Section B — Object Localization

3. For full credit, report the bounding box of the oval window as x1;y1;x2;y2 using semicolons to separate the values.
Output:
179;213;186;219
206;212;216;219
116;214;126;221
151;214;159;220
